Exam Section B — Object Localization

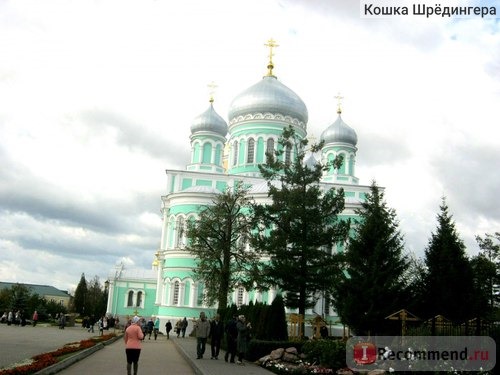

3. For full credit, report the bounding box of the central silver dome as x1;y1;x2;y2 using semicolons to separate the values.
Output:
228;76;308;125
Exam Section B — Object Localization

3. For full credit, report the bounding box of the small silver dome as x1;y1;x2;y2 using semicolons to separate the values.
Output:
304;153;319;170
191;103;228;136
320;114;358;146
228;76;308;125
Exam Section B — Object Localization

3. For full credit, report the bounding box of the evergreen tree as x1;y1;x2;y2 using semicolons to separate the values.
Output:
423;198;475;322
265;294;288;341
251;125;349;334
331;182;410;336
87;276;106;318
470;254;496;319
73;273;88;315
186;183;260;308
475;232;500;308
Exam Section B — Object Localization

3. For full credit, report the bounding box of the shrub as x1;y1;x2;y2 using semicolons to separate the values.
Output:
301;339;346;370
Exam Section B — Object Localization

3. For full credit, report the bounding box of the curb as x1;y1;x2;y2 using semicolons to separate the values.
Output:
34;335;122;375
172;340;203;375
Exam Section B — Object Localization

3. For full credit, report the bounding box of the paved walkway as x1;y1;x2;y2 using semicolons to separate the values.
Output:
0;323;100;369
0;323;273;375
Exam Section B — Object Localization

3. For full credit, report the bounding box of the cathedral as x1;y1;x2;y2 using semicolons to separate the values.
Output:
106;40;371;334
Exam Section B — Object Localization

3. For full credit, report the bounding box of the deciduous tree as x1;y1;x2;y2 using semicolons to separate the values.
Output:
186;183;260;308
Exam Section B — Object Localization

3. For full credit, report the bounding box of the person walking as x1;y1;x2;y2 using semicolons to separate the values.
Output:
175;319;181;338
124;316;144;375
165;320;172;339
32;310;38;327
153;317;160;340
87;316;95;333
236;315;251;365
146;318;154;340
140;318;147;341
181;317;188;338
224;315;238;363
209;314;224;360
194;312;211;359
59;314;66;329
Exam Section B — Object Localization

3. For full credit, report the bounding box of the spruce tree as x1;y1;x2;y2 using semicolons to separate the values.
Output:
423;198;475;322
73;273;88;315
331;182;410;335
266;294;288;341
251;125;349;335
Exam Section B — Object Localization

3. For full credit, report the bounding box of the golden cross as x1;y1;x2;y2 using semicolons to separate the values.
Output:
207;81;217;103
264;38;279;76
334;92;344;114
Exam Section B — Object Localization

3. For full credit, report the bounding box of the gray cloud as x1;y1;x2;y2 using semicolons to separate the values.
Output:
0;159;159;234
357;133;413;167
76;109;190;165
432;143;500;222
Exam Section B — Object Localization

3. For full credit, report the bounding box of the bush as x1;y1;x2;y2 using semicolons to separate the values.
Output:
301;339;346;370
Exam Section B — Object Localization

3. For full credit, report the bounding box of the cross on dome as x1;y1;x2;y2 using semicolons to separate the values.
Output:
207;81;218;103
334;92;344;114
264;38;279;77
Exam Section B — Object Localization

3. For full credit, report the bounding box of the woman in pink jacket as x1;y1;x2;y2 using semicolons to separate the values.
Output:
124;316;144;375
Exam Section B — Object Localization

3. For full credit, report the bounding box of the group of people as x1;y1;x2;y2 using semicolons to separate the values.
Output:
123;313;252;374
1;310;28;326
173;317;188;338
193;312;251;365
140;317;161;340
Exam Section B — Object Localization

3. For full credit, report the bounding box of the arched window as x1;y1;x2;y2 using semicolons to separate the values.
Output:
136;291;143;307
237;286;244;308
285;144;292;164
175;217;185;248
266;138;274;161
232;141;238;166
202;142;212;164
173;281;180;305
324;297;330;315
247;138;255;163
337;153;346;174
127;291;134;307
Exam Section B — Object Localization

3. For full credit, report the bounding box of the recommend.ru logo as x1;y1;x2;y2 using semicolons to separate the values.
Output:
347;336;496;372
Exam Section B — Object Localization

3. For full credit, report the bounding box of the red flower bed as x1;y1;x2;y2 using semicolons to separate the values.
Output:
0;333;116;375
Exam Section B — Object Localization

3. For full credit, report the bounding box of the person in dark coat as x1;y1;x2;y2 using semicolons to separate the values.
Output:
146;318;154;340
236;315;251;365
165;320;173;339
224;315;238;363
209;314;224;360
181;317;188;338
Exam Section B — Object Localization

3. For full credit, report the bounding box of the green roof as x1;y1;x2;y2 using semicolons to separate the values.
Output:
0;282;70;298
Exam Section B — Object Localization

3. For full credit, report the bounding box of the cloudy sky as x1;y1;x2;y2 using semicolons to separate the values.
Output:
1;0;499;293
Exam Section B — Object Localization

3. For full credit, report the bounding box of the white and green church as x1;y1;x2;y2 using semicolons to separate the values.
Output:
106;42;372;335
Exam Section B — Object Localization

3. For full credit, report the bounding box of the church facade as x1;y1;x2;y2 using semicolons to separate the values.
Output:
106;42;372;334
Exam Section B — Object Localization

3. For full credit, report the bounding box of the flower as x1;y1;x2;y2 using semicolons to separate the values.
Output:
0;333;116;375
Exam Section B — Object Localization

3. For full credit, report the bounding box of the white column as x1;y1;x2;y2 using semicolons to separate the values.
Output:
106;281;114;314
154;253;163;305
190;283;197;307
179;282;186;306
161;279;167;305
